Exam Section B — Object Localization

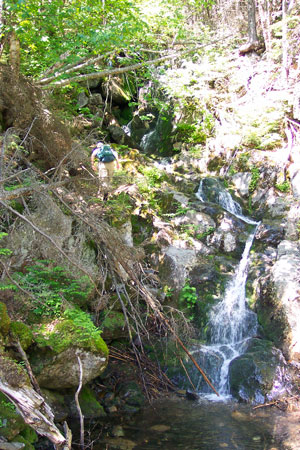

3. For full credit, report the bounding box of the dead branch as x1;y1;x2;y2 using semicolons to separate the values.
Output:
75;354;84;450
13;339;42;395
0;375;67;448
11;157;217;395
0;181;67;201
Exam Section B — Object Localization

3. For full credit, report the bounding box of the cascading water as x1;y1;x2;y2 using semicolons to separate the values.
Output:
193;179;260;399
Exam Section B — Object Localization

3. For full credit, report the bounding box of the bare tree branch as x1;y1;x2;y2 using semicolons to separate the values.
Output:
75;354;84;450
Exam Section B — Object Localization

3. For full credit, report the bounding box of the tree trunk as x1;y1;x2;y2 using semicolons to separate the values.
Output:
248;0;258;43
9;31;20;78
282;0;289;83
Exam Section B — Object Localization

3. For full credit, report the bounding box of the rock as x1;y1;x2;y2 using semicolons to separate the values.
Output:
126;114;152;143
104;437;137;449
68;386;106;419
41;389;69;422
36;347;108;389
159;246;198;296
229;338;288;404
255;223;284;246
100;311;127;342
0;443;25;450
106;405;118;414
111;425;125;437
231;172;252;197
101;77;131;106
108;124;136;147
289;163;300;198
77;92;89;108
32;316;108;389
267;241;300;360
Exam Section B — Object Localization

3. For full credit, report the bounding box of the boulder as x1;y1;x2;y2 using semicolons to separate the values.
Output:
231;172;252;197
257;240;300;361
108;124;137;147
35;347;107;390
159;246;198;296
229;338;288;404
31;315;108;389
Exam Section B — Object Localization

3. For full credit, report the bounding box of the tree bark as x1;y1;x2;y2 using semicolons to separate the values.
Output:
247;0;258;43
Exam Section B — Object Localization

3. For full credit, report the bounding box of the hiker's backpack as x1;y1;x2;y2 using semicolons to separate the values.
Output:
95;144;116;163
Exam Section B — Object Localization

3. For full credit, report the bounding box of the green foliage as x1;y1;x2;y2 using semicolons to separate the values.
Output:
105;192;134;226
179;279;198;321
243;131;262;148
0;399;15;412
174;114;214;145
139;166;168;187
35;307;108;355
275;180;290;192
13;260;92;318
0;233;12;257
249;167;260;193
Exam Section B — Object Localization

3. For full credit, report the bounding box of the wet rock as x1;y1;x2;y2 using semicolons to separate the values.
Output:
255;223;284;246
229;338;288;404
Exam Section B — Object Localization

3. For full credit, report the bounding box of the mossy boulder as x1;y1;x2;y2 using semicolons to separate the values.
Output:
10;321;33;350
0;301;11;335
31;311;108;389
229;338;288;404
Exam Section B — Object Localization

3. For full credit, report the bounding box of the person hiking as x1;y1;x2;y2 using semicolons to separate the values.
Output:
91;142;120;198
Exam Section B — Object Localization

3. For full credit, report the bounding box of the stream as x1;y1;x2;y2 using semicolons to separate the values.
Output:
88;180;288;450
90;397;285;449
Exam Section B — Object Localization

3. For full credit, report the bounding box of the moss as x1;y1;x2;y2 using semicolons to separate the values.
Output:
0;302;11;335
34;314;108;357
19;425;38;444
0;355;30;387
10;321;33;350
78;386;106;418
11;435;35;450
0;392;27;440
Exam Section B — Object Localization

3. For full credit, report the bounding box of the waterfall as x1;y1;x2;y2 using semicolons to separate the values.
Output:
193;179;259;399
196;178;258;225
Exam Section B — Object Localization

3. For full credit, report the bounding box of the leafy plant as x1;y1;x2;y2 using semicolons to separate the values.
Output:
275;180;290;192
249;167;260;193
139;166;168;187
13;260;92;318
179;279;198;321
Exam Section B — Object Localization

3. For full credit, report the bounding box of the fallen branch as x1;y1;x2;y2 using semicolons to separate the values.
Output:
75;354;84;450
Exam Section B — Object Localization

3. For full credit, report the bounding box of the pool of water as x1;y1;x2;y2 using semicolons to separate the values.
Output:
92;396;285;450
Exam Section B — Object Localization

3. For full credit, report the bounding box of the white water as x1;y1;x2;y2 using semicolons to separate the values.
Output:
194;180;260;399
196;179;258;225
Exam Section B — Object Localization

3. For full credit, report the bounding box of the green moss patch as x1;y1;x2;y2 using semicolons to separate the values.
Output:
10;321;33;350
0;302;11;335
34;308;108;356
